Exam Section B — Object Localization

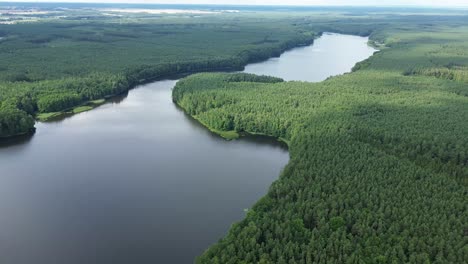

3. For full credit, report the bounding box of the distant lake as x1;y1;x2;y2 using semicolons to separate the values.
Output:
244;33;376;82
0;33;376;264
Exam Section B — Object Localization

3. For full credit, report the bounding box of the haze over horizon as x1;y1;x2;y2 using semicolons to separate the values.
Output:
4;0;468;8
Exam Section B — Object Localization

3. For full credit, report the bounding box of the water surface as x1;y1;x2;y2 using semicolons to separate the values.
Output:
0;33;376;264
244;33;376;82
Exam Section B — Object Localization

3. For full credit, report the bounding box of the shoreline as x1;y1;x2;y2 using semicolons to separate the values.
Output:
0;128;36;140
36;99;107;122
174;97;290;148
1;31;379;141
1;33;316;140
2;30;384;141
173;32;379;147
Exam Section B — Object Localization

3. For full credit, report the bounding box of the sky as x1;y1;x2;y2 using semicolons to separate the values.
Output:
4;0;468;7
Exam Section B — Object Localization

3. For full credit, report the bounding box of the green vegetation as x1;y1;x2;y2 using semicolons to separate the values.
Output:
1;6;468;263
90;99;105;105
215;130;239;140
0;11;317;137
72;106;93;114
36;97;107;121
0;104;34;137
3;7;466;138
173;23;468;263
36;112;62;122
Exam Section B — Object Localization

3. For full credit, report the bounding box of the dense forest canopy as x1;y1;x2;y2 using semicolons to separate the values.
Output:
2;6;466;137
0;5;467;263
173;23;468;263
0;10;321;137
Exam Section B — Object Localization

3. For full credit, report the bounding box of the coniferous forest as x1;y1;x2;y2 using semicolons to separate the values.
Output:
0;3;467;264
0;9;318;137
173;22;468;264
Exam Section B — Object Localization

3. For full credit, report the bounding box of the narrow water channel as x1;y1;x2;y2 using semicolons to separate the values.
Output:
0;33;376;264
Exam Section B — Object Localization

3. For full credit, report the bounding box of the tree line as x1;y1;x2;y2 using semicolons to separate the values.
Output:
0;16;316;138
173;24;468;262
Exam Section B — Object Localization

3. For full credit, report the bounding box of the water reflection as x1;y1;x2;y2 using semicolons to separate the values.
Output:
175;103;288;150
0;33;375;264
0;132;35;149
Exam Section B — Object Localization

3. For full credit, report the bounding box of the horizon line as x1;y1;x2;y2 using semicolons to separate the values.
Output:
2;1;468;8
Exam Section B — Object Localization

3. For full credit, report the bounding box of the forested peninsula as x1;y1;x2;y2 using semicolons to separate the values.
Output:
173;22;468;263
1;8;467;263
0;14;317;138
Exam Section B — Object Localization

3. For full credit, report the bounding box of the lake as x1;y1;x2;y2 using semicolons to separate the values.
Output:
0;33;376;264
244;33;376;82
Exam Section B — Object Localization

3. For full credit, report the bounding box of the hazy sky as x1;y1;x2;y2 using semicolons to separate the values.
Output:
7;0;468;7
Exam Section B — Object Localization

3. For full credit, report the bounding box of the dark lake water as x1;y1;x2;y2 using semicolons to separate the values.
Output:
0;33;376;264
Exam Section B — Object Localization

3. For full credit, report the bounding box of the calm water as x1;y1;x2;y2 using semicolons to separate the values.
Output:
244;33;376;82
0;33;376;264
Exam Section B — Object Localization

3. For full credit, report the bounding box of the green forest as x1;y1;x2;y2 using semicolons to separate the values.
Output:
173;23;468;263
3;7;463;138
0;11;318;137
1;6;467;263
